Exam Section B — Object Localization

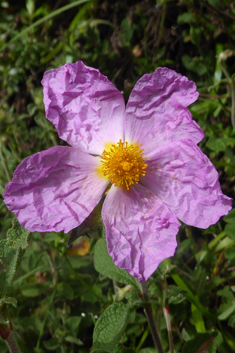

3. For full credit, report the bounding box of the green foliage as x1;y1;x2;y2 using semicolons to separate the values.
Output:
182;331;223;353
92;303;129;352
167;285;187;305
0;219;30;298
224;208;235;240
0;0;235;352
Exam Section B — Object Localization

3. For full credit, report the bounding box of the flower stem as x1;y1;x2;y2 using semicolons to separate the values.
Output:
6;332;22;353
140;281;164;353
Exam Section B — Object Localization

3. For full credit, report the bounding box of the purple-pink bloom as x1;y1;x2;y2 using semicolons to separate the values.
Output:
4;61;232;281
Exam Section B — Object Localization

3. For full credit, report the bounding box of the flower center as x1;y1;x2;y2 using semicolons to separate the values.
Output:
100;139;148;190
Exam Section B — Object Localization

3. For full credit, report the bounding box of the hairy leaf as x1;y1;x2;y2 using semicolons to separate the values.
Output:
0;219;30;298
93;303;129;351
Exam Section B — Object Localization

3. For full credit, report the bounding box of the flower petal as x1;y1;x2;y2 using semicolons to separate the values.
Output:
141;139;232;228
4;146;108;233
102;184;180;281
125;67;203;158
42;61;125;155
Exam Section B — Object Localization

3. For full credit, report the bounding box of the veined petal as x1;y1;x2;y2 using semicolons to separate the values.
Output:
141;139;232;228
4;146;108;233
42;61;125;155
125;67;203;158
102;184;180;281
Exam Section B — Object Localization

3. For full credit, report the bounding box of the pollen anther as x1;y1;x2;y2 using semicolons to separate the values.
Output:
100;139;148;190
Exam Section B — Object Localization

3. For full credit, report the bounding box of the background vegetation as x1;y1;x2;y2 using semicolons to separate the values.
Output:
0;0;235;352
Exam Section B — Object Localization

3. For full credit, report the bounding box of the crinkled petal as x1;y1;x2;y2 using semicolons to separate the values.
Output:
102;184;180;281
125;67;203;158
42;61;125;155
141;139;232;228
4;146;108;233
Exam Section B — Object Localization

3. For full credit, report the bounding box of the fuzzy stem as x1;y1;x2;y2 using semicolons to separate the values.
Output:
6;332;22;353
140;282;164;353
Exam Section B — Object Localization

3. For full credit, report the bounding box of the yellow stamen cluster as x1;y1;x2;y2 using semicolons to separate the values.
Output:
100;139;148;190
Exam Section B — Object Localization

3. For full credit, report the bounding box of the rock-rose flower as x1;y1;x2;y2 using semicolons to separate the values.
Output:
4;61;232;281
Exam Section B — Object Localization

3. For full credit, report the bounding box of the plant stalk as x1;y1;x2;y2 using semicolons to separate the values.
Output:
6;332;22;353
140;281;164;353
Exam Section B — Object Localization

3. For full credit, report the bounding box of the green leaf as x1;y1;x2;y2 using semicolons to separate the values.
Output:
190;26;201;45
181;55;207;76
206;137;227;152
228;315;235;328
0;297;17;308
223;209;235;240
224;208;235;223
139;349;157;353
164;259;216;320
0;219;30;298
177;12;195;24
120;18;134;47
191;303;206;333
157;261;175;277
56;282;74;300
217;285;234;300
214;236;235;252
208;231;226;249
21;283;50;297
93;303;129;351
26;0;35;17
218;303;235;321
182;331;223;353
65;316;82;332
94;239;139;290
225;224;235;240
195;250;208;265
65;335;83;345
43;338;60;350
214;43;223;84
167;285;187;305
181;328;192;341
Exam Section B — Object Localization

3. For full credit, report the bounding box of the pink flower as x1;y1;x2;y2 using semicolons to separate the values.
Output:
4;61;232;281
